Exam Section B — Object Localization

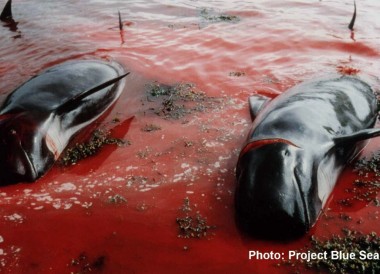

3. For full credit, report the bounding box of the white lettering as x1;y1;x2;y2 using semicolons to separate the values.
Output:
248;250;283;260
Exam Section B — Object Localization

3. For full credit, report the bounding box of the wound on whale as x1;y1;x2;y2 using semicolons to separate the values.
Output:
0;60;129;185
235;75;380;239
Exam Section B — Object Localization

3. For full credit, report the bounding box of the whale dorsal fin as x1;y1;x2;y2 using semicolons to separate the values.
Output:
55;72;130;115
348;0;356;31
334;128;380;146
248;95;270;121
118;10;123;30
0;0;12;21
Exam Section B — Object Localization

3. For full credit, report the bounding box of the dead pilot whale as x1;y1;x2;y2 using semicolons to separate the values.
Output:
0;60;129;185
235;75;380;239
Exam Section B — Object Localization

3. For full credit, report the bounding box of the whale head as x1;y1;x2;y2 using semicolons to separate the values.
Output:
235;139;319;239
0;112;53;185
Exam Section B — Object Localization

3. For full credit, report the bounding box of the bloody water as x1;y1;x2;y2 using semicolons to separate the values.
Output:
1;0;380;273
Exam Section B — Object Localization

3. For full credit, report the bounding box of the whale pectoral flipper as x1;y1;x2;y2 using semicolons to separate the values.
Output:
0;0;12;21
56;72;130;114
334;128;380;146
248;95;270;121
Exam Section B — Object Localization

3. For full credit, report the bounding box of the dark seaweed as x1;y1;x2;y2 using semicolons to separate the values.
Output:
146;82;211;119
107;194;127;204
199;8;240;23
141;124;162;132
286;229;380;274
337;152;380;206
60;129;128;166
229;71;246;77
70;253;106;273
176;197;216;239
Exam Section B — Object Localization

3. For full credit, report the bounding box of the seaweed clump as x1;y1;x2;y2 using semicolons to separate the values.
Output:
354;153;380;177
338;152;380;206
229;71;245;77
176;197;216;239
338;179;380;207
70;253;106;273
141;124;161;132
286;229;380;274
147;82;209;119
199;8;240;23
107;194;127;204
60;129;128;166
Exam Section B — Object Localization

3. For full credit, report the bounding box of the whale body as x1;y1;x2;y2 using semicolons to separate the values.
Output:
235;75;380;239
0;60;128;185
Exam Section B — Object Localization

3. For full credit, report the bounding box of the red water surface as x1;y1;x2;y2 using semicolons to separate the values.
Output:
1;0;380;273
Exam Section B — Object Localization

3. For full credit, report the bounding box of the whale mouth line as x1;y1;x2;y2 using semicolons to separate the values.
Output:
293;168;310;228
13;134;38;180
20;145;37;179
239;138;300;159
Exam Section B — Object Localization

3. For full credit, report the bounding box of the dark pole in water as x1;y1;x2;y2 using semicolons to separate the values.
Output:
348;0;356;31
0;0;12;21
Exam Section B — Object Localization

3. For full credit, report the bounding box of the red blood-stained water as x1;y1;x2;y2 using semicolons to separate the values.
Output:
0;1;380;273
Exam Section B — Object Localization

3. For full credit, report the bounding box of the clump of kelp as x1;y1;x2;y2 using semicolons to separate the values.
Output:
229;71;246;77
60;129;128;166
141;124;161;132
146;82;217;119
107;194;127;204
168;6;239;29
199;7;240;24
337;152;380;206
176;197;216;239
69;252;106;273
285;229;380;274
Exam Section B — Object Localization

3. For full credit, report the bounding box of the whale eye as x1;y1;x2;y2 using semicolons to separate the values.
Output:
285;150;290;156
4;129;20;145
6;129;17;140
